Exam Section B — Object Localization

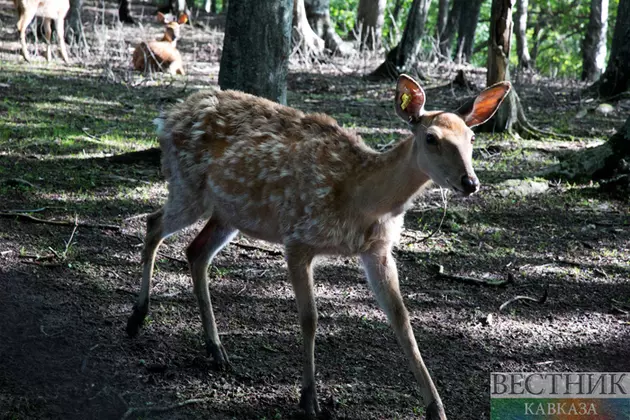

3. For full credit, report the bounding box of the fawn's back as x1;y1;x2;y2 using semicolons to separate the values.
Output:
157;89;413;253
132;12;187;75
13;0;68;19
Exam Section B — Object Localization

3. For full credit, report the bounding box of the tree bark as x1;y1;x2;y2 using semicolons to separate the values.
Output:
436;0;450;41
477;0;523;133
219;0;293;105
368;0;432;80
355;0;387;50
598;0;629;97
293;0;325;56
204;0;217;13
439;0;463;58
582;0;609;82
455;0;482;63
118;0;134;24
304;0;351;54
514;0;531;69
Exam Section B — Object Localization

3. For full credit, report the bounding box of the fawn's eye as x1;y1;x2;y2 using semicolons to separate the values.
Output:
471;135;476;144
426;133;438;145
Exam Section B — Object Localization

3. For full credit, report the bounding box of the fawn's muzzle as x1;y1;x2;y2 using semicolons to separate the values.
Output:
461;175;479;194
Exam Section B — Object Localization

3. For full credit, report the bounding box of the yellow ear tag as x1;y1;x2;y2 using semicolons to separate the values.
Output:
401;92;412;111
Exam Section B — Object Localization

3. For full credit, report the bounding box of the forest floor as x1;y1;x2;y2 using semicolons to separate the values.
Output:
0;1;629;420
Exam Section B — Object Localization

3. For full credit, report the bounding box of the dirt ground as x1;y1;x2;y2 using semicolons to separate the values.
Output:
0;1;629;419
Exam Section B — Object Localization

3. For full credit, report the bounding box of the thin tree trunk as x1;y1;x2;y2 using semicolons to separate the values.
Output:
582;0;609;82
293;0;325;56
304;0;351;54
355;0;387;50
436;0;449;41
597;0;628;97
481;0;520;133
223;0;228;13
204;0;217;13
369;0;432;79
487;0;513;86
219;0;294;105
455;0;483;63
391;0;404;22
514;0;531;69
439;0;463;58
118;0;134;23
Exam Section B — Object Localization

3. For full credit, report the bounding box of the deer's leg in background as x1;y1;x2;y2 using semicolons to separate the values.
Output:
55;17;69;62
17;9;37;61
43;18;52;61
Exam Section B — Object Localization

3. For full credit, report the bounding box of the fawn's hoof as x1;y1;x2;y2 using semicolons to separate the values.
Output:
299;384;321;418
426;400;447;420
126;305;147;338
207;342;231;371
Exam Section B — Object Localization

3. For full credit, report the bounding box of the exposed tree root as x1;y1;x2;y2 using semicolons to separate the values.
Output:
0;212;120;231
499;285;549;312
434;264;513;287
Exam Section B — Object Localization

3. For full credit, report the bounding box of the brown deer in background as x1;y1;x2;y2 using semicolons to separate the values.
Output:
132;12;187;76
125;75;511;419
13;0;70;63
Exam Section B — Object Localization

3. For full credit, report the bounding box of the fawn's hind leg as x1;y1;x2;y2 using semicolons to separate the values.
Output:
186;217;238;370
126;203;203;337
17;9;37;61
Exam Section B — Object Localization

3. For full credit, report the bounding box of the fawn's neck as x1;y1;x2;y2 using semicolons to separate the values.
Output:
351;136;431;219
161;34;177;47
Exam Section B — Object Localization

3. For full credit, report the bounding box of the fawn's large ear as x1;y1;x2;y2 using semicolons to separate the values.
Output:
178;13;188;24
460;81;512;128
157;12;166;23
395;74;426;124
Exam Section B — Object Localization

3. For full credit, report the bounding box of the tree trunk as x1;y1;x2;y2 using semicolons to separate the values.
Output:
223;0;228;13
66;0;89;53
439;0;463;59
304;0;351;54
545;116;630;197
204;0;217;13
219;0;293;105
293;0;325;56
582;0;609;82
118;0;134;24
391;0;404;22
478;0;522;133
368;0;432;80
598;0;629;97
455;0;482;63
436;0;449;41
355;0;387;50
514;0;531;69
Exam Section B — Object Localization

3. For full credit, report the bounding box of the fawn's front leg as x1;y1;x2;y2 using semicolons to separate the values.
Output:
360;242;447;420
285;244;320;417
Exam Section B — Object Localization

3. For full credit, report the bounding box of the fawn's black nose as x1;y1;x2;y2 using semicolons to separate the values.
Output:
461;175;479;194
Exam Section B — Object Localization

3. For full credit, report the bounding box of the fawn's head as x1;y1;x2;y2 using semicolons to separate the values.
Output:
157;12;188;43
395;74;511;196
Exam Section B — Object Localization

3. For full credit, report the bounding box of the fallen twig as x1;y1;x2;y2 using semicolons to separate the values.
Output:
435;264;513;287
233;241;283;256
0;212;120;231
1;207;47;213
120;398;210;420
499;285;549;312
157;252;187;265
